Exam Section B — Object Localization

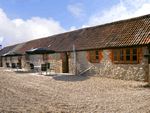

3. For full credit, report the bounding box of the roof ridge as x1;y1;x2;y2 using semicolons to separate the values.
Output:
25;14;150;43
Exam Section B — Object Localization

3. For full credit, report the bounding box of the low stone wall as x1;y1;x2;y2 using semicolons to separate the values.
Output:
69;48;148;81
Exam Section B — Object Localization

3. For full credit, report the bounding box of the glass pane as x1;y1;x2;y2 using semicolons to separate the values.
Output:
91;51;94;55
120;50;124;55
114;50;117;55
91;56;94;61
133;56;137;61
126;49;130;54
95;51;98;55
133;49;137;54
120;56;124;61
96;56;99;61
114;56;117;61
126;56;130;61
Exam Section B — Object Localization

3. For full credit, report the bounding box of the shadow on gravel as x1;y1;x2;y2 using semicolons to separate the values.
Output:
138;84;150;89
14;71;35;74
51;74;89;82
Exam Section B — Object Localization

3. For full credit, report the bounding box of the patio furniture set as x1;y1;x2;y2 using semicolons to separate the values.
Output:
6;62;21;71
2;47;56;75
30;62;56;75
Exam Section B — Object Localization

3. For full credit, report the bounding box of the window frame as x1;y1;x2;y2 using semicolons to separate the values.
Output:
112;48;138;63
43;54;49;62
90;50;100;63
25;54;30;62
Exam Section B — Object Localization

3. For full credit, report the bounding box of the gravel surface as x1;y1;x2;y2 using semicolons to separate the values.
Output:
0;68;150;113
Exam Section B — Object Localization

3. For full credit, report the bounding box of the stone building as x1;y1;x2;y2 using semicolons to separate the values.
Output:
0;14;150;82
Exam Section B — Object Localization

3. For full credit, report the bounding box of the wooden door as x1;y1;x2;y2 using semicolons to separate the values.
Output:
0;57;2;67
62;52;69;73
18;56;22;69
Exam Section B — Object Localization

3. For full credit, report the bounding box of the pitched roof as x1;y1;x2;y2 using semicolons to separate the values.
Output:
2;14;150;54
0;44;19;56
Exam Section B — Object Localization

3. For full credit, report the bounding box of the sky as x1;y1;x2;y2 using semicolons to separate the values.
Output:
0;0;150;48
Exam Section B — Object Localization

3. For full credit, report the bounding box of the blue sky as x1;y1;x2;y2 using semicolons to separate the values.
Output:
0;0;150;48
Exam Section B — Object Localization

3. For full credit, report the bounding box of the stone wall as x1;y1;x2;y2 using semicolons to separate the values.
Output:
49;53;62;73
2;56;18;68
22;53;62;73
149;64;150;86
2;57;6;68
69;47;148;81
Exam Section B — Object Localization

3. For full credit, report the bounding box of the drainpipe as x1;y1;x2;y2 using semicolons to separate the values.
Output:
73;45;77;76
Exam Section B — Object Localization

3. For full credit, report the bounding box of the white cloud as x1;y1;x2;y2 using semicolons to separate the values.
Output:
0;8;66;47
70;26;76;31
83;0;150;26
82;25;90;28
67;3;86;18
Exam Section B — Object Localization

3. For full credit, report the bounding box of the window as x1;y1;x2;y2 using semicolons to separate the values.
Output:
43;54;49;62
114;50;118;61
113;48;138;63
90;50;99;62
5;57;7;61
25;54;30;62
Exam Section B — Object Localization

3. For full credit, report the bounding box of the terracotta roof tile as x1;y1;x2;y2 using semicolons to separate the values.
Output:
1;14;150;54
0;44;19;56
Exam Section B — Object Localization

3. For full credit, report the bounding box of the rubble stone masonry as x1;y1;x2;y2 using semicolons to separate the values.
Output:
69;47;148;82
2;53;62;73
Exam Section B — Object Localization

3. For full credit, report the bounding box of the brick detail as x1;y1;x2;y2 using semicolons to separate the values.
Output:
68;52;71;59
86;51;90;62
99;50;103;62
60;53;62;59
42;54;44;61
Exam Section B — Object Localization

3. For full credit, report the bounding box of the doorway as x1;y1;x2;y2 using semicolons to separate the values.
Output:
0;57;2;67
62;52;69;73
18;56;22;69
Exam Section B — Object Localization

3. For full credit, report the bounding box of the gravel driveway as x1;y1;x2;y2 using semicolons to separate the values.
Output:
0;68;150;112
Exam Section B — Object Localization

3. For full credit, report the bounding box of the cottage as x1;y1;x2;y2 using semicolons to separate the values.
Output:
0;14;150;82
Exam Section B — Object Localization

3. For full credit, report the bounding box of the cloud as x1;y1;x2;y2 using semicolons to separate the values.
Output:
70;26;76;31
0;8;66;48
67;3;86;18
83;0;150;26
